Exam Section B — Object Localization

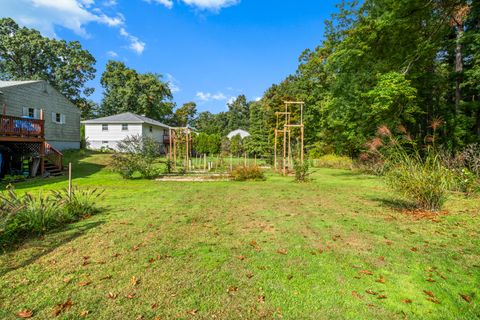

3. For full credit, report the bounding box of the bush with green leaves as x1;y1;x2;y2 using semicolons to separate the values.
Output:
293;159;311;182
230;166;265;181
111;135;161;179
312;154;353;170
0;186;104;247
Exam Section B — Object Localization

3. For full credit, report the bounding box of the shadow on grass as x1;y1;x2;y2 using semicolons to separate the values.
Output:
326;170;379;179
0;218;105;277
3;150;108;191
370;197;416;211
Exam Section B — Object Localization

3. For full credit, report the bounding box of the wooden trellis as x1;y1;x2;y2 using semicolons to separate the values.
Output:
274;101;305;175
169;127;194;171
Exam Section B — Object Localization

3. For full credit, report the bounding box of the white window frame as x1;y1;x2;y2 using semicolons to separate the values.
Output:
52;112;65;124
122;124;129;131
102;124;109;131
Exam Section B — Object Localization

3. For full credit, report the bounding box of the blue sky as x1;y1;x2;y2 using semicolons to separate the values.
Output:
1;0;339;113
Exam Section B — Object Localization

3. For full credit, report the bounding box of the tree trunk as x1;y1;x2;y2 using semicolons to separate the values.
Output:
455;24;464;116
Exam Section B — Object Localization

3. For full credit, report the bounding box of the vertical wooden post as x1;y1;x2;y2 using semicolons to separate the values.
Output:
169;128;172;160
254;154;257;166
40;141;45;176
244;153;247;167
274;129;277;172
173;132;177;170
204;154;207;171
283;127;287;176
68;162;72;199
301;125;305;164
230;154;233;171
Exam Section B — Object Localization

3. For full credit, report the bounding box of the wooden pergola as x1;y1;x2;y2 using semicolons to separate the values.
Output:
273;101;305;176
168;127;194;171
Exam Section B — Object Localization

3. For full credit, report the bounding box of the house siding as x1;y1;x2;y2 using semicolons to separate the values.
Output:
0;81;81;150
85;123;143;150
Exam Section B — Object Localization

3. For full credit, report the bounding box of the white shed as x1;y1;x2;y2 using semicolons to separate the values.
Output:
227;129;251;139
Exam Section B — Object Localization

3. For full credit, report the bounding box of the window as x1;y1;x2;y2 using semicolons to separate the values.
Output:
149;126;153;133
52;112;65;124
23;107;39;119
28;108;35;118
102;141;109;144
102;124;108;131
122;124;129;131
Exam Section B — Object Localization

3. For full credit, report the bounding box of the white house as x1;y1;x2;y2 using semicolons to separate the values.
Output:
82;112;171;151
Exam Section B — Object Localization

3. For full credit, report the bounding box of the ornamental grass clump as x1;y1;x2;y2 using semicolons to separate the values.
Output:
0;186;104;248
369;124;453;212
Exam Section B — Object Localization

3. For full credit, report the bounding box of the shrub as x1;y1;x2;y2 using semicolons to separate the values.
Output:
293;159;311;182
450;168;479;196
0;186;104;248
230;166;265;181
311;154;353;170
111;135;161;179
384;146;453;212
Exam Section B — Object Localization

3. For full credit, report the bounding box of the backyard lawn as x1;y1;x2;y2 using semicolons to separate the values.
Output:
0;152;479;319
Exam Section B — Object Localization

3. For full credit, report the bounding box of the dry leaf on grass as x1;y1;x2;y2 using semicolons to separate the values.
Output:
16;310;33;318
246;272;254;279
131;276;139;286
352;291;363;299
359;270;373;275
375;276;386;284
366;290;377;295
237;255;246;261
80;310;89;317
107;292;117;299
257;295;265;303
377;295;387;299
52;299;73;316
78;281;91;287
402;299;412;304
423;290;435;298
460;294;472;303
277;249;288;255
127;293;136;299
186;309;198;316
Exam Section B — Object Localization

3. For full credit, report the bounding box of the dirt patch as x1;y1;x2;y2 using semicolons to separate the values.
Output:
401;209;449;221
156;174;231;182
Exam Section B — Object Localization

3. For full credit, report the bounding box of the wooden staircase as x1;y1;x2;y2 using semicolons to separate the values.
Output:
43;142;64;177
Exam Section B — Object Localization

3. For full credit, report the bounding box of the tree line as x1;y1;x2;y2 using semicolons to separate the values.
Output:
2;0;479;159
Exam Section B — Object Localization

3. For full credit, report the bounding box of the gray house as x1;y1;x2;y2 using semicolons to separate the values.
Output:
0;80;80;178
0;80;81;150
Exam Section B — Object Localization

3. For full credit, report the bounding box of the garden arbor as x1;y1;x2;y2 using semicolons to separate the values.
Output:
274;101;305;175
169;127;194;171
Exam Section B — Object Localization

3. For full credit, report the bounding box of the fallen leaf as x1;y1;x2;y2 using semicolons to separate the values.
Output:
186;309;198;316
127;293;136;299
151;303;158;309
148;258;155;263
246;272;254;279
80;310;89;317
132;246;140;251
359;270;374;275
366;290;378;295
426;278;435;283
63;278;72;284
427;297;440;304
287;274;294;280
375;276;386;284
277;249;288;255
385;240;393;245
352;291;363;299
377;295;387;299
423;290;435;298
78;281;91;287
107;292;117;299
237;255;246;261
100;275;112;281
411;247;418;252
16;310;33;318
52;299;73;316
227;286;238;294
402;299;412;304
460;294;472;303
131;276;139;286
257;295;265;303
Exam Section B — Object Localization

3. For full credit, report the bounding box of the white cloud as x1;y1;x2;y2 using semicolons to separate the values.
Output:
227;96;236;105
254;97;261;102
181;0;239;11
143;0;173;9
0;0;146;55
196;91;228;102
119;27;146;54
165;74;180;93
107;50;119;58
143;0;239;11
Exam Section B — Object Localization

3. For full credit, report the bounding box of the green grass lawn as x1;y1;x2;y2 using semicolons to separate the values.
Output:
0;151;479;319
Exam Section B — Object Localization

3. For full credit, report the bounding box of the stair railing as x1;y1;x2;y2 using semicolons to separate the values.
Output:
44;142;64;170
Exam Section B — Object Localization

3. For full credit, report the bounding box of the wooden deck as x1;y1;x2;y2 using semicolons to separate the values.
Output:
0;115;45;142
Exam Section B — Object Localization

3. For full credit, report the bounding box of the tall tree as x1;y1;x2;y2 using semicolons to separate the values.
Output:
226;95;250;133
0;18;96;117
175;102;197;127
100;60;174;121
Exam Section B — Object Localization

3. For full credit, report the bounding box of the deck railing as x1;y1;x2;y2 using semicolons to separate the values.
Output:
0;115;44;138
